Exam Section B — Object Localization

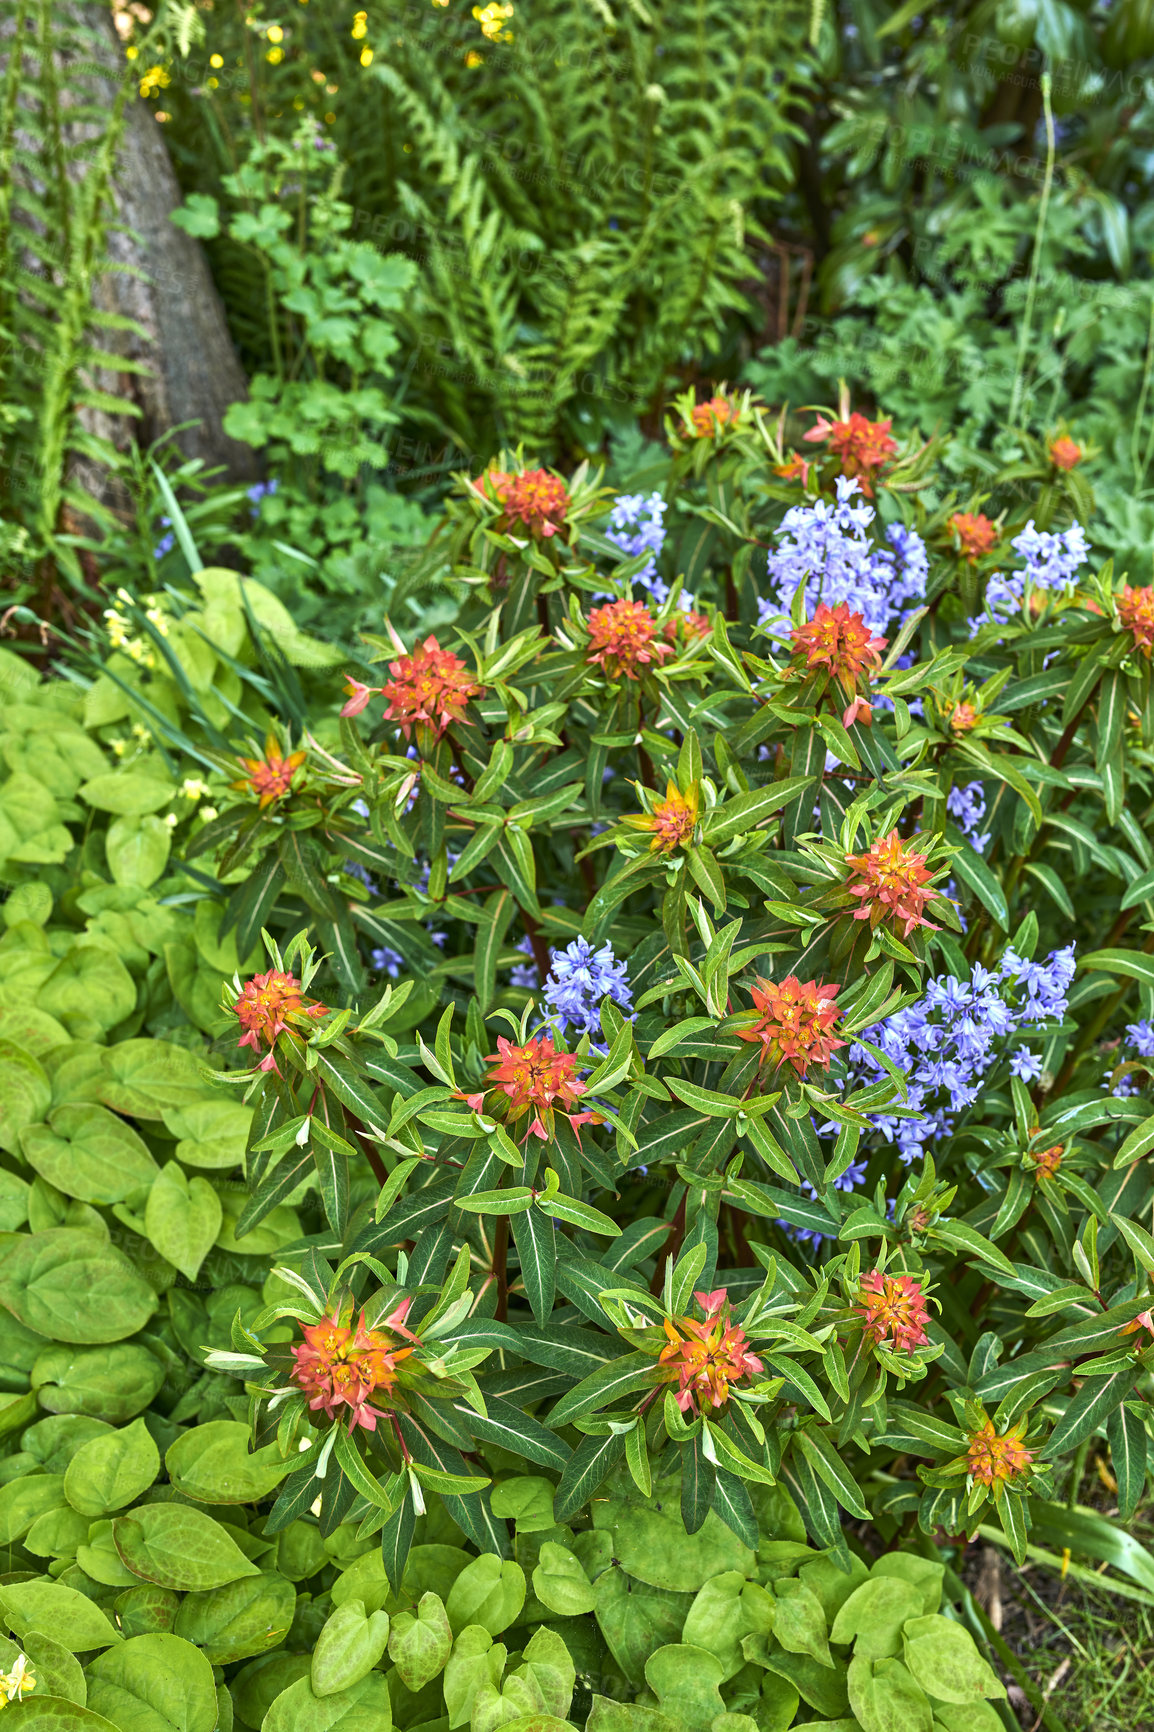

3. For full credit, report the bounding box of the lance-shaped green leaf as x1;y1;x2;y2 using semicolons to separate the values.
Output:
1047;1369;1139;1457
702;777;814;846
552;1429;628;1520
452;1397;571;1472
455;1187;534;1215
791;1427;869;1520
547;1352;658;1428
539;1193;621;1236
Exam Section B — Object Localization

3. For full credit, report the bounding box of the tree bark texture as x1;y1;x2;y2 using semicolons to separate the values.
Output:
62;3;258;496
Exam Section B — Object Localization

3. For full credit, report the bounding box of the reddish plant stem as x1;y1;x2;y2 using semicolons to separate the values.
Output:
494;1215;510;1321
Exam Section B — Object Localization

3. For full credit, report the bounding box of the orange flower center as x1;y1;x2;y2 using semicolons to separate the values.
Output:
966;1420;1033;1486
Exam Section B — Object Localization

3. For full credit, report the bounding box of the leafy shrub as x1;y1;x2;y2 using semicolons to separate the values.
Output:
5;388;1154;1731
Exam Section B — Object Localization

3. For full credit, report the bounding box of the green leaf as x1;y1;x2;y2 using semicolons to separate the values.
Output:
547;1352;657;1428
0;1579;122;1651
553;1430;628;1521
173;1571;297;1665
311;1600;392;1697
454;1187;534;1215
86;1631;219;1732
901;1615;1005;1706
1047;1370;1139;1457
63;1418;159;1518
511;1205;556;1326
144;1163;222;1281
165;1421;289;1505
112;1504;261;1591
702;778;814;846
1083;948;1154;992
1107;1402;1147;1523
948;838;1008;930
792;1428;869;1521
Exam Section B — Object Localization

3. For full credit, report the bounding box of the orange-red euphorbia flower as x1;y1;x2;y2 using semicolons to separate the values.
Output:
233;737;306;809
586;599;673;680
233;969;328;1072
845;830;941;936
855;1268;931;1354
737;975;845;1078
380;636;483;741
290;1302;417;1432
657;1288;764;1414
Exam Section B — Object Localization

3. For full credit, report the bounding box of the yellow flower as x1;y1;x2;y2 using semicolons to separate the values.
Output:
267;46;284;62
210;52;223;66
360;46;373;64
351;10;368;37
267;24;284;40
0;1656;35;1705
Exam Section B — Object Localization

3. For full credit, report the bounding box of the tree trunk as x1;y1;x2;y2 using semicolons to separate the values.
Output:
68;3;258;499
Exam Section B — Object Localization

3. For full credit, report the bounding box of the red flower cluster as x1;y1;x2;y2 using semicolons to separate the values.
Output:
234;738;306;809
658;1289;764;1414
948;511;998;561
623;781;699;854
290;1304;417;1432
366;636;483;741
845;830;940;936
234;969;328;1072
586;599;673;681
482;467;570;538
1049;435;1082;471
1117;585;1154;658
855;1268;931;1354
966;1418;1033;1488
686;395;733;438
790;602;886;726
804;410;897;494
737;975;845;1079
465;1034;594;1142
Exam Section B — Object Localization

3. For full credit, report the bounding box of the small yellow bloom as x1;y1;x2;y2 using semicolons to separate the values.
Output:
210;52;223;66
132;724;150;743
125;44;139;59
351;10;368;37
360;45;373;64
110;739;127;758
180;778;207;802
0;1655;35;1704
267;23;284;40
200;806;218;823
267;46;283;61
464;49;482;65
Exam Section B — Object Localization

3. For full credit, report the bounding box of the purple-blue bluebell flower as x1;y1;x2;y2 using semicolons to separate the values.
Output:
543;937;633;1037
947;781;991;853
760;477;928;638
846;945;1075;1163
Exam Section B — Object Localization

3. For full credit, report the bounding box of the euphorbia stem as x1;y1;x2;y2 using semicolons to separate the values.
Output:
494;1216;509;1321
